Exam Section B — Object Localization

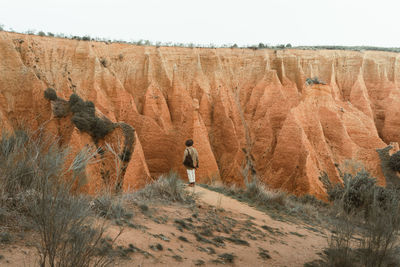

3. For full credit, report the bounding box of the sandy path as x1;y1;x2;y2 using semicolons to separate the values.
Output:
191;186;328;266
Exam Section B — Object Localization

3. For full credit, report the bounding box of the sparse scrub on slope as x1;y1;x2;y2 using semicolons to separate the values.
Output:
315;166;400;267
92;194;133;221
201;177;324;223
0;128;121;266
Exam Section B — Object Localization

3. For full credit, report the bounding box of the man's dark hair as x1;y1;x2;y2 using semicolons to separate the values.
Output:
185;139;194;147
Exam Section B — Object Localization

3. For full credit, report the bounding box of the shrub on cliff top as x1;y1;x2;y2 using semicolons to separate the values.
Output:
305;77;326;86
44;88;58;101
389;151;400;172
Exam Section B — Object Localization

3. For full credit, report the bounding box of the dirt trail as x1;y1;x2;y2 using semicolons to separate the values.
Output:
191;186;328;266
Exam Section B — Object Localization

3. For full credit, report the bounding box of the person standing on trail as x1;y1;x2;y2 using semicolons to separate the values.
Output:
183;139;199;187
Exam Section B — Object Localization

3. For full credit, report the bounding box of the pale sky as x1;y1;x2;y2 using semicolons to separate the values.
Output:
1;0;399;47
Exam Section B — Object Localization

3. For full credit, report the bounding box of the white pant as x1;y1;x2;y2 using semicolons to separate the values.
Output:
186;169;196;183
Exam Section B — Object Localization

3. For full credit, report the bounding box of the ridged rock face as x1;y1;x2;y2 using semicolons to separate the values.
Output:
1;32;399;197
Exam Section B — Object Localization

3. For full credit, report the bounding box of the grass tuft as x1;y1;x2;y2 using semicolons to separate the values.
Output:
131;171;195;204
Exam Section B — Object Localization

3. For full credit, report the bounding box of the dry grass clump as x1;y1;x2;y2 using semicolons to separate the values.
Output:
130;171;195;204
92;194;133;221
243;178;287;207
243;178;326;221
0;128;121;266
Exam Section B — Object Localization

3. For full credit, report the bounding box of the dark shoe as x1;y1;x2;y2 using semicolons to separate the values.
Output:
189;183;195;187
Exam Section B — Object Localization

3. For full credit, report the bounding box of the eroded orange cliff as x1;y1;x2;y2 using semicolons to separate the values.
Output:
1;31;399;197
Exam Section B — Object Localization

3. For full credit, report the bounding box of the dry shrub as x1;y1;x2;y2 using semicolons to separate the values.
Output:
358;188;400;266
52;99;70;118
68;93;115;143
389;150;400;172
132;171;194;204
244;177;287;207
31;188;115;267
44;88;58;101
0;128;120;267
92;194;133;221
321;167;400;267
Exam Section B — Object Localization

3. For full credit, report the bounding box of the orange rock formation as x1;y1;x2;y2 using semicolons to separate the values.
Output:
0;31;399;197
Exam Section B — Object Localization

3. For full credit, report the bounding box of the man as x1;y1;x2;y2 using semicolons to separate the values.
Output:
183;139;199;187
